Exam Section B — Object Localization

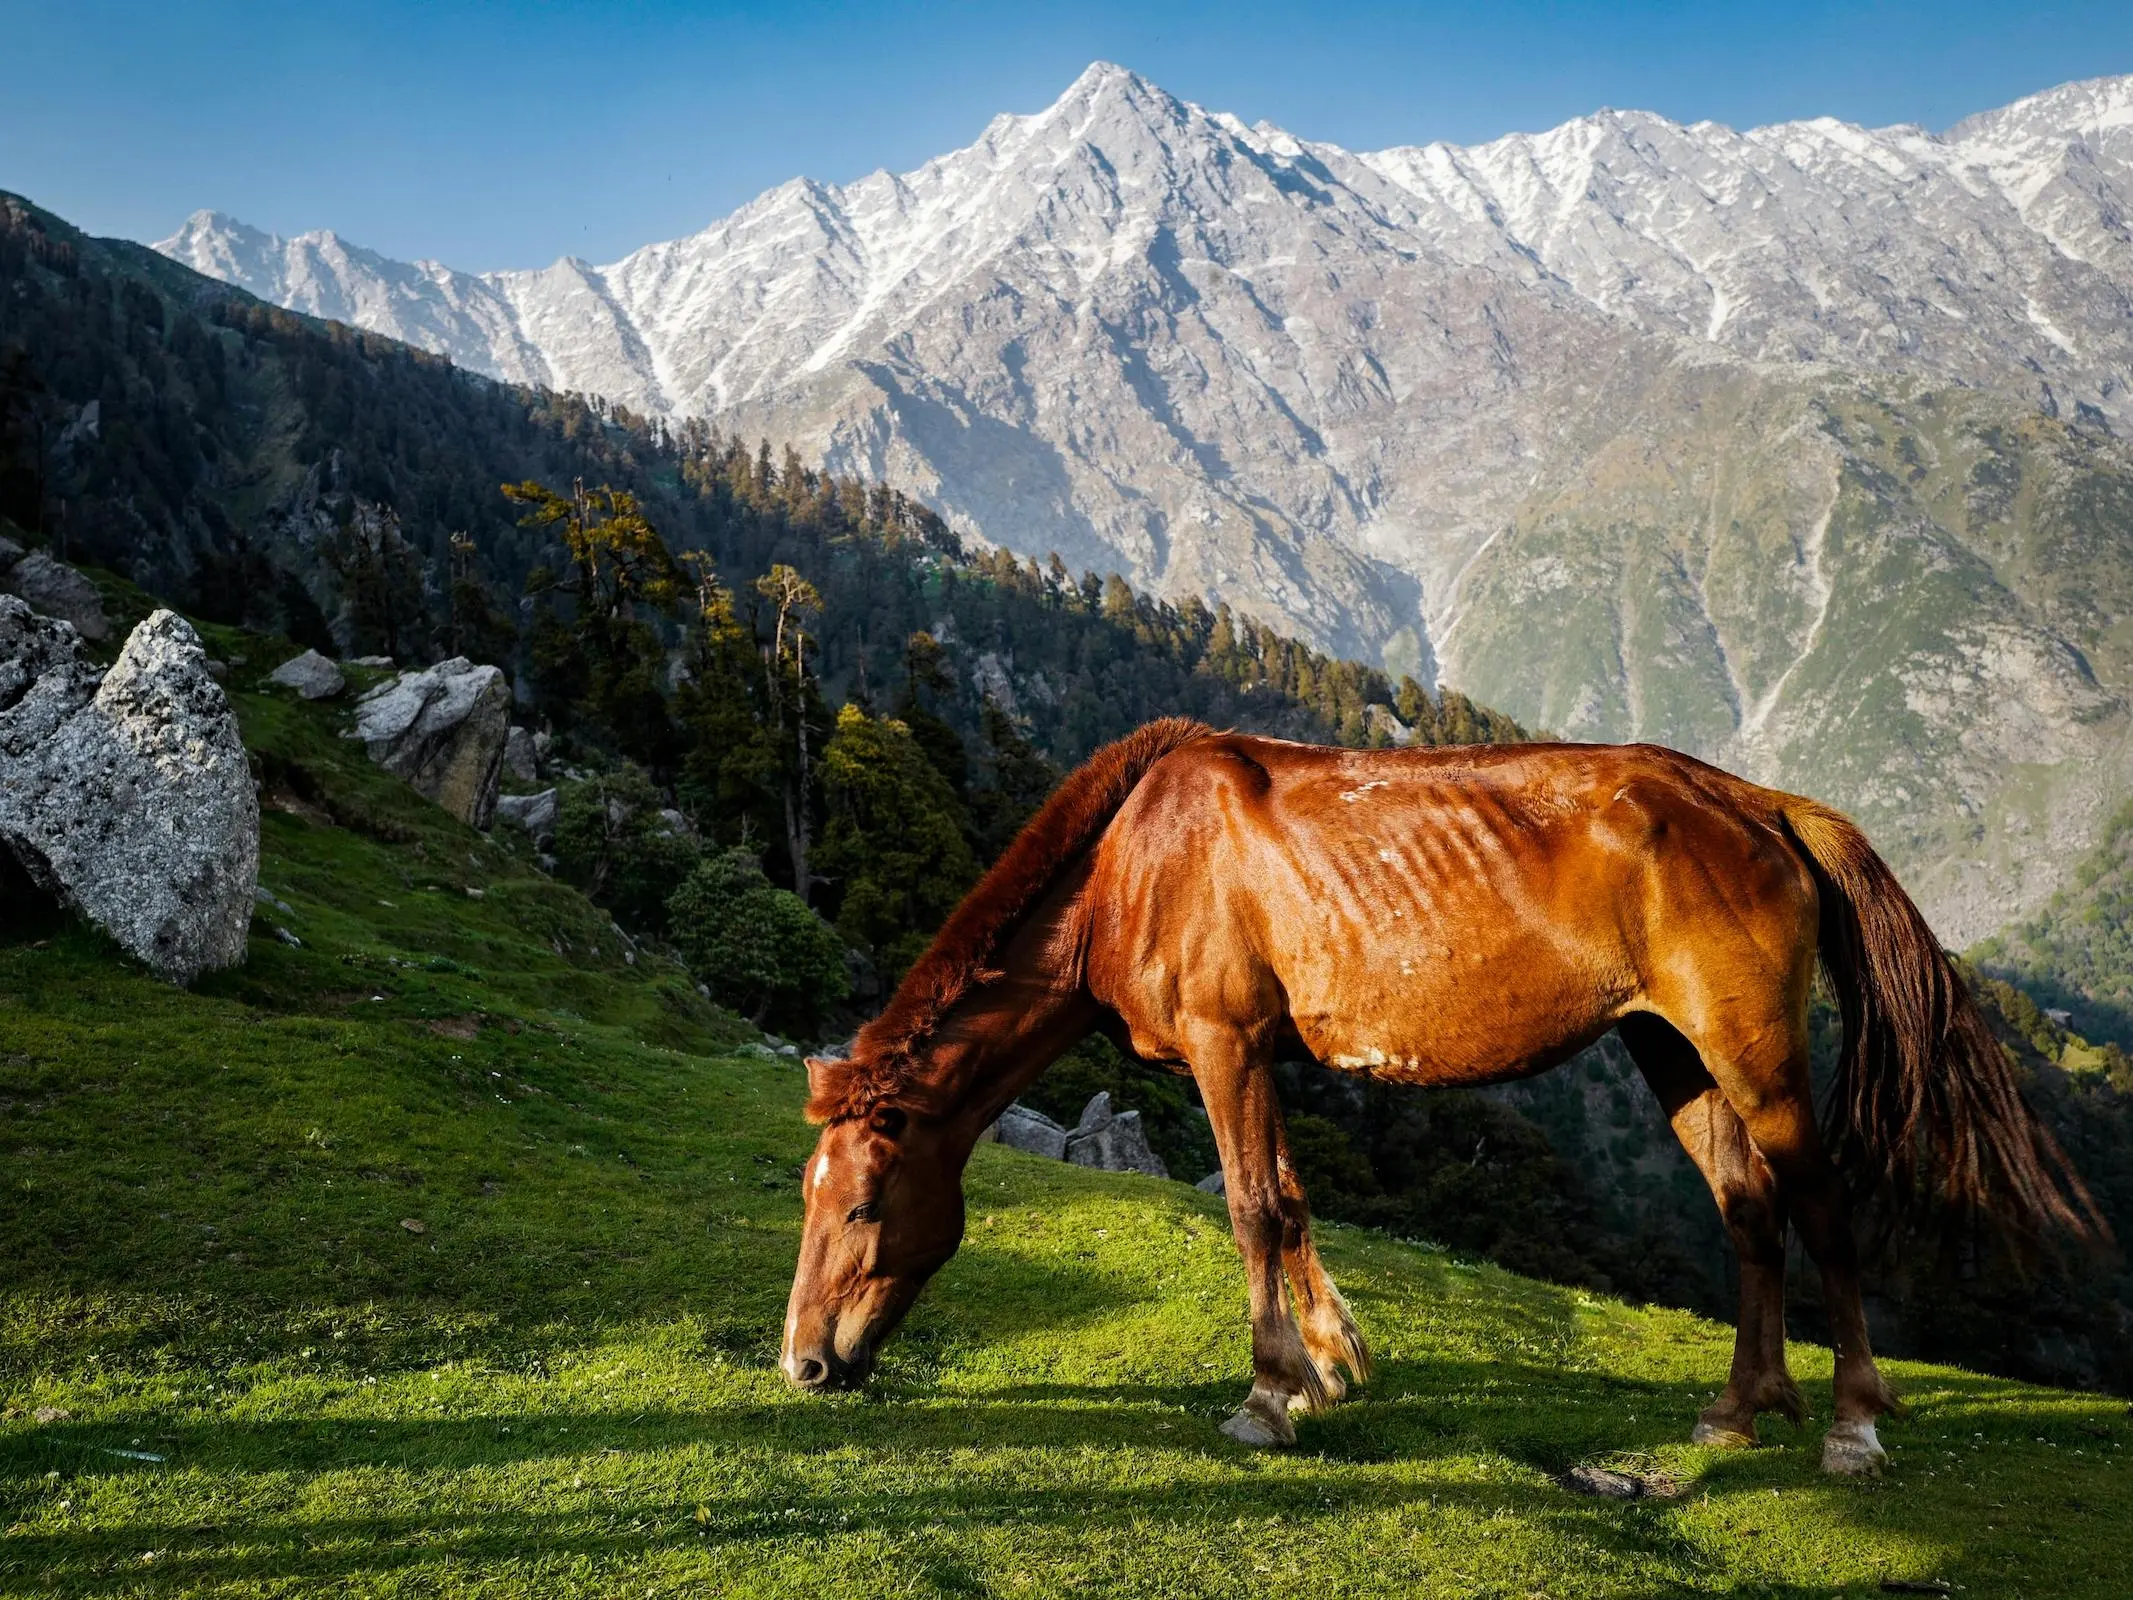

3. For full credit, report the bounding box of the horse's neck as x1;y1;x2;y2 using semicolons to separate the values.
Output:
923;980;1098;1135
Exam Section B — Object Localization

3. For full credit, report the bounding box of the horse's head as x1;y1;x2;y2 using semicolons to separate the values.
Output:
781;1057;968;1391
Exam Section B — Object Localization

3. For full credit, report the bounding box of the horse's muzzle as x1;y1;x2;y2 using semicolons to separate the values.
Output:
780;1342;871;1392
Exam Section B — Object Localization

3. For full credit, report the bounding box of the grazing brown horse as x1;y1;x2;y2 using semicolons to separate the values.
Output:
783;720;2097;1473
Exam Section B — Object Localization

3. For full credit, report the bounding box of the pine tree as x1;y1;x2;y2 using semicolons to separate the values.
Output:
505;478;684;767
897;630;968;801
816;704;979;978
756;564;827;901
325;498;426;660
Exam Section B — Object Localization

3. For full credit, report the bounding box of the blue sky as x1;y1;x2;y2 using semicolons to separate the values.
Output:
5;0;2131;271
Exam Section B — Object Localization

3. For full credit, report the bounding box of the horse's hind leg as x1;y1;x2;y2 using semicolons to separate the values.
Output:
1273;1115;1371;1410
1684;1015;1898;1475
1190;1026;1325;1447
1619;1014;1803;1446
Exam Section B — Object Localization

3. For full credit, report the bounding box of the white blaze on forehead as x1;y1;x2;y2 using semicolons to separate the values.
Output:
813;1154;832;1190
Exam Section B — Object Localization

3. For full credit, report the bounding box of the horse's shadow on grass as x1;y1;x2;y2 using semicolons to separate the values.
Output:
1;1478;1851;1600
0;1382;1880;1600
7;1356;2113;1597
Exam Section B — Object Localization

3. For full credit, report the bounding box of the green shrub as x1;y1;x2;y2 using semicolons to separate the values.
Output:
553;769;701;932
667;848;848;1034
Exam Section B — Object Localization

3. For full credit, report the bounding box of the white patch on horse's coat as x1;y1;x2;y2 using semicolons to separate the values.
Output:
1339;780;1391;803
1332;1046;1390;1071
812;1155;831;1191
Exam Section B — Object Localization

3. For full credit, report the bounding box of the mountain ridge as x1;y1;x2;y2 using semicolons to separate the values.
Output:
157;64;2133;420
131;66;2133;944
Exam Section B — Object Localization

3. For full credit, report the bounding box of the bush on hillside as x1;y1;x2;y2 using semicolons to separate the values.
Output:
668;847;849;1034
553;769;702;933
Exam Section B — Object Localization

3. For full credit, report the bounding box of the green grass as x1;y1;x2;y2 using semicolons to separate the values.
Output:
4;684;2132;1597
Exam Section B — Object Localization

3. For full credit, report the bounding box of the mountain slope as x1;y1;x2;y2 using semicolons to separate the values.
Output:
6;680;2133;1598
150;68;2133;942
6;190;1519;787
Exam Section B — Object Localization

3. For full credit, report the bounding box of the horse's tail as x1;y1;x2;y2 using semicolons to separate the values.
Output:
1778;797;2105;1246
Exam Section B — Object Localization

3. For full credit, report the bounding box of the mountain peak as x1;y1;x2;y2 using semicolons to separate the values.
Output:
1067;60;1142;94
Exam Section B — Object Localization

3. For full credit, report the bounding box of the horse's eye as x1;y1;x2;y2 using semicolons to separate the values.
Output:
845;1201;879;1224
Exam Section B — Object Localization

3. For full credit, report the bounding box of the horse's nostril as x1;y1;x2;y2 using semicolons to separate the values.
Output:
796;1358;827;1386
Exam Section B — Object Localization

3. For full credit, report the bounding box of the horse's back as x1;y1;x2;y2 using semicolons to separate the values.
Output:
1086;734;1820;1084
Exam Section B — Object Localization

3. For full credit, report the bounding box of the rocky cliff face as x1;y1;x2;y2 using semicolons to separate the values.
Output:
155;65;2133;940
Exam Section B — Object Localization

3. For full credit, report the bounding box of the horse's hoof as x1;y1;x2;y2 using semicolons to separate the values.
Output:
1691;1421;1758;1449
1220;1386;1296;1448
1220;1408;1291;1447
1820;1420;1887;1476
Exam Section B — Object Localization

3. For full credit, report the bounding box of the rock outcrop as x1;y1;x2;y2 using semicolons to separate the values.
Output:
1063;1092;1169;1178
0;543;109;642
993;1103;1070;1162
266;648;345;700
492;787;557;846
0;599;257;982
345;657;509;828
989;1094;1168;1177
502;725;539;784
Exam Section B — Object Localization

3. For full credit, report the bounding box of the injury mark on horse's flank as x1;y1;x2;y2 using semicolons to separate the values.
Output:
1340;780;1391;802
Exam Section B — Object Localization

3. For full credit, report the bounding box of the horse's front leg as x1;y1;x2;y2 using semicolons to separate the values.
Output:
1273;1115;1371;1410
1192;1034;1325;1447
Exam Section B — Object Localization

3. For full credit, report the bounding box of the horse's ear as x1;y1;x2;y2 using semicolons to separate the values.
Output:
803;1057;844;1124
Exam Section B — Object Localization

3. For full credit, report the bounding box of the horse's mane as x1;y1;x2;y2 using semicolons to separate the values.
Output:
806;716;1213;1122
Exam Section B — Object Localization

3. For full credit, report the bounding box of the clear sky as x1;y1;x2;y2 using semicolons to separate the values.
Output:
6;0;2132;272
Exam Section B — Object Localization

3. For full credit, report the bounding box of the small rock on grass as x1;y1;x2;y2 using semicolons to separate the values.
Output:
400;1218;428;1235
1562;1465;1659;1498
267;648;346;700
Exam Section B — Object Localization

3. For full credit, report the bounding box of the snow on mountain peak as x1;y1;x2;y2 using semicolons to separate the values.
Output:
154;62;2133;647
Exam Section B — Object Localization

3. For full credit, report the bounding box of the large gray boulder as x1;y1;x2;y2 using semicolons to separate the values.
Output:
1065;1092;1170;1178
1;549;110;642
0;599;258;982
344;657;509;828
993;1103;1070;1161
267;648;345;701
502;725;540;784
492;787;557;846
986;1095;1170;1176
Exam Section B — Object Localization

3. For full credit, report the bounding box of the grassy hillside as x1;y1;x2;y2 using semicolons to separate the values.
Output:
5;681;2133;1598
1975;796;2133;1051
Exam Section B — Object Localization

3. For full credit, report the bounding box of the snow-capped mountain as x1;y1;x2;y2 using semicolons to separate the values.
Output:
159;65;2133;645
160;66;2133;417
158;65;2133;940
